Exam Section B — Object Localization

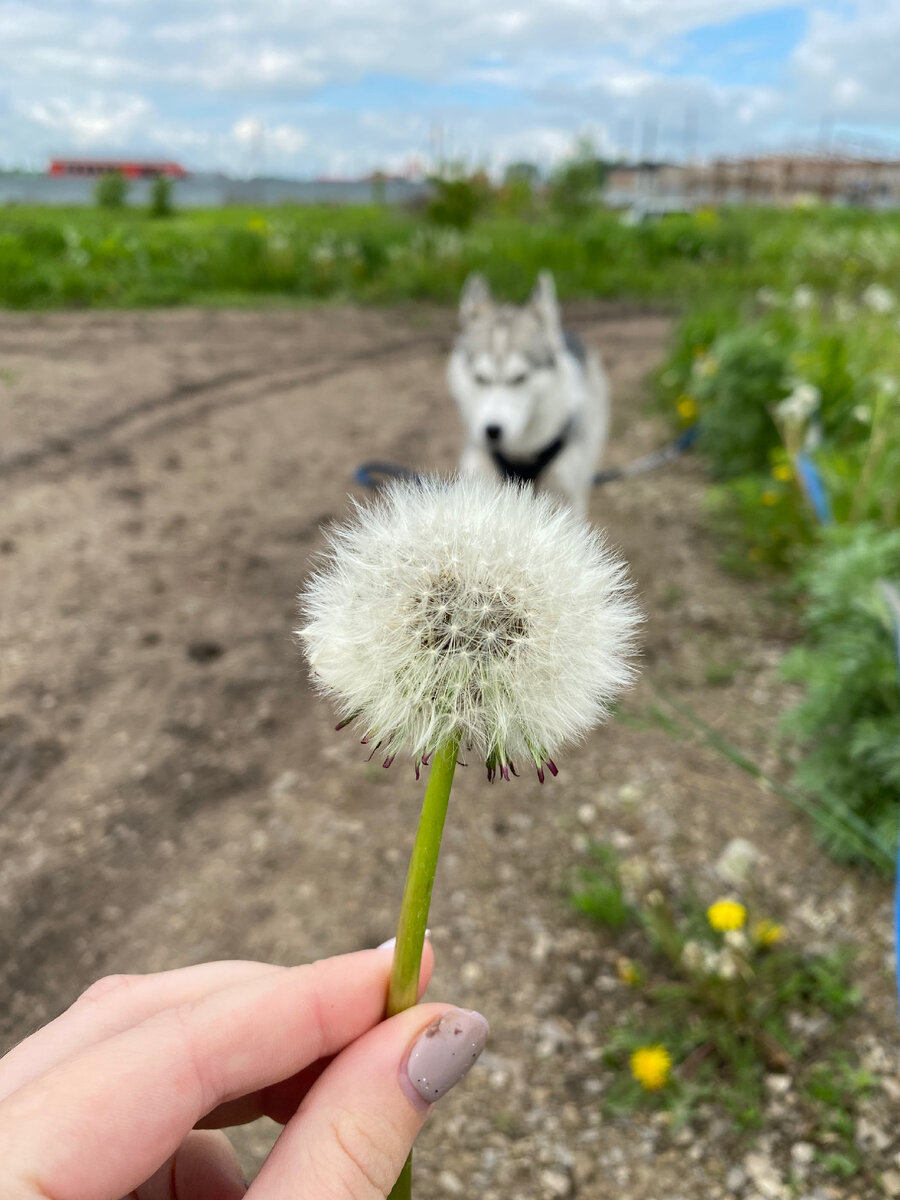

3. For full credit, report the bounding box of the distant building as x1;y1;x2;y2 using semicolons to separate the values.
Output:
48;158;188;180
605;154;900;210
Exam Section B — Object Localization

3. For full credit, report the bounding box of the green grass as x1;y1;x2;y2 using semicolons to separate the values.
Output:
4;202;900;310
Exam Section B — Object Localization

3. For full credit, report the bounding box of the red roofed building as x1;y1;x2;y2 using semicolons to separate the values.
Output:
48;158;187;180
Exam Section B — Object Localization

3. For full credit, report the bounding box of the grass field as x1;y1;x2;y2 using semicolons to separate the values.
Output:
2;201;899;309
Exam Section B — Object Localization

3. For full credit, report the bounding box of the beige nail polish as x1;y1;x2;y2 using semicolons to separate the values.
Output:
406;1008;489;1104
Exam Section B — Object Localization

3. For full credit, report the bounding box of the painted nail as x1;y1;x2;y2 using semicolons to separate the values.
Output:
405;1008;489;1104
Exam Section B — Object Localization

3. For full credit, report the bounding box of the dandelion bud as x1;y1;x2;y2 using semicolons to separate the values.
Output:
298;476;640;778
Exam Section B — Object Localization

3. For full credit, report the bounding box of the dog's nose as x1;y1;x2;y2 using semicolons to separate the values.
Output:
485;424;502;443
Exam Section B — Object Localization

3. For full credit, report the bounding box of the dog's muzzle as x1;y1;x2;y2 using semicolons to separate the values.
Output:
485;424;502;443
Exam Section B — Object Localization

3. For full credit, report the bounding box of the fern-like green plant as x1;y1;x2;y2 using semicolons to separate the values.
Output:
781;525;900;863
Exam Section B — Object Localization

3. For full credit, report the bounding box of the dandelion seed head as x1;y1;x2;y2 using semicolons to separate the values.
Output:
298;476;640;774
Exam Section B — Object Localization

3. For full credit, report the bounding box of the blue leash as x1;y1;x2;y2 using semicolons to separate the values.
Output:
795;451;834;525
354;424;700;492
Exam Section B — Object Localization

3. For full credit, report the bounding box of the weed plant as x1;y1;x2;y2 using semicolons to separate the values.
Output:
572;844;861;1145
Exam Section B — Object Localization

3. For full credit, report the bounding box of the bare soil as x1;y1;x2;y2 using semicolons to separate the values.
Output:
0;304;895;1199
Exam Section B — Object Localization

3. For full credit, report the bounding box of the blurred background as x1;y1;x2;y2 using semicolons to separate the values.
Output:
1;2;899;1196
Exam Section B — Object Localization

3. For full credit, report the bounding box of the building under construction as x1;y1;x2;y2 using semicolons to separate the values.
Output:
605;153;900;210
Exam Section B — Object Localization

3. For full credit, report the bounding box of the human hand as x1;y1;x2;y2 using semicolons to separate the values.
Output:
0;944;488;1199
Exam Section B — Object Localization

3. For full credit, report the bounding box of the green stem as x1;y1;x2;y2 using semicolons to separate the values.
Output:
385;736;459;1200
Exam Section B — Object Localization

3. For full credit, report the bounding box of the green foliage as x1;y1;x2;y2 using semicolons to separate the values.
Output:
425;172;491;229
653;251;900;865
691;324;792;479
803;1056;876;1176
571;843;633;929
573;845;861;1153
504;161;540;186
94;170;129;210
149;175;174;218
3;203;900;312
781;525;900;862
494;174;535;219
704;469;814;572
547;137;605;221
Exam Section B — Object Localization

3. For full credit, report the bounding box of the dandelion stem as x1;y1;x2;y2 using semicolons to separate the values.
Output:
387;736;459;1017
386;736;459;1200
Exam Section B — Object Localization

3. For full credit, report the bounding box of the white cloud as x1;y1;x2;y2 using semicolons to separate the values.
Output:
1;1;899;175
791;2;900;126
16;92;151;147
233;117;307;155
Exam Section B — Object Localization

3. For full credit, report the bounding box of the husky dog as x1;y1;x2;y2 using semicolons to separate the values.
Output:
447;271;609;517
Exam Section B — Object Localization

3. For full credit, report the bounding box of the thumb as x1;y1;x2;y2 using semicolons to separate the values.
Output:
249;1003;488;1199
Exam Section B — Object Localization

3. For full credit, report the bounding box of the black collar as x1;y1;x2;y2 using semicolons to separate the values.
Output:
491;419;573;486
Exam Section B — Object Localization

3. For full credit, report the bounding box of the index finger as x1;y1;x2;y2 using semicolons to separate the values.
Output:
0;942;434;1200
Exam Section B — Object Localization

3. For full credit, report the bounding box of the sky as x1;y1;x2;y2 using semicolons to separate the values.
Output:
1;0;899;178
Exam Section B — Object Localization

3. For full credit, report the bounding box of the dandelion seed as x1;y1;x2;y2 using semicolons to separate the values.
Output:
630;1045;672;1091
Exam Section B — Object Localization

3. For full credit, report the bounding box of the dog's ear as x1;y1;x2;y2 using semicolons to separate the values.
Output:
530;271;561;330
459;273;493;324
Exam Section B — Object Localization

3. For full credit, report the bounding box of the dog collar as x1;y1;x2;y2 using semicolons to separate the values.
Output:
490;418;574;486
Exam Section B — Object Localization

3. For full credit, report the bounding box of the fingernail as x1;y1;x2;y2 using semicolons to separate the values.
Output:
405;1008;489;1105
377;928;430;951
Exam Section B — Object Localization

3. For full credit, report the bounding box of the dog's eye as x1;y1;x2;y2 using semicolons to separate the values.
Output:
508;372;528;387
475;372;492;386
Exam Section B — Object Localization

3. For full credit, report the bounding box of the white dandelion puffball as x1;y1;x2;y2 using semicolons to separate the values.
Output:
298;476;640;780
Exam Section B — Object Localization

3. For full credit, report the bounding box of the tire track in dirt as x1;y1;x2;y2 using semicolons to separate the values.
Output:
0;332;448;482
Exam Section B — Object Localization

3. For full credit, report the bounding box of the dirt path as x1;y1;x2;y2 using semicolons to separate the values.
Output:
0;305;894;1198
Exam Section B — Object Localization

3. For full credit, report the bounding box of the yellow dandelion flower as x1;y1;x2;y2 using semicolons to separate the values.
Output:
247;216;268;233
707;898;747;932
676;395;698;421
754;919;784;947
761;490;779;507
630;1045;672;1091
772;463;792;482
617;956;641;987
